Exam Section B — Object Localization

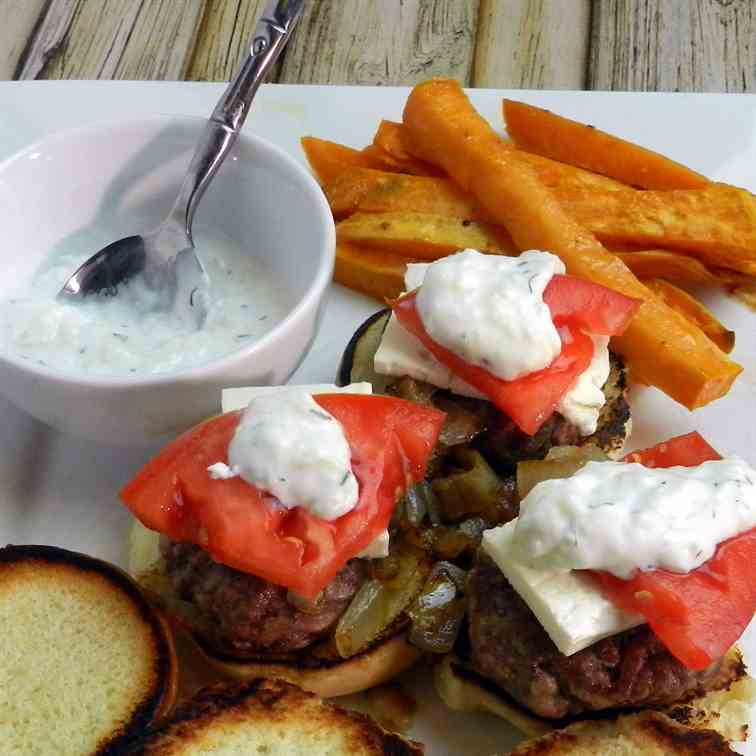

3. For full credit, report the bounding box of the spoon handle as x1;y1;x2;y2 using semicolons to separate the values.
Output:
169;0;305;239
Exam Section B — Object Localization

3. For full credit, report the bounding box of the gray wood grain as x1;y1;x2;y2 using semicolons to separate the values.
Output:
589;0;756;92
187;0;269;81
277;0;479;85
0;0;50;79
29;0;206;80
474;0;591;89
16;0;80;80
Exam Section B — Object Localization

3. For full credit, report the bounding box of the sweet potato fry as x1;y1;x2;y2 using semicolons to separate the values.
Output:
502;99;709;190
385;119;626;191
402;79;741;409
337;212;514;260
614;250;751;289
325;168;492;222
373;120;444;176
334;241;409;300
361;143;439;177
643;279;735;354
561;184;756;276
300;137;373;184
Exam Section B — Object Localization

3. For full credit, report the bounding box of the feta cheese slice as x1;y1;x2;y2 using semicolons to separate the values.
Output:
373;313;484;399
222;382;372;413
482;520;644;656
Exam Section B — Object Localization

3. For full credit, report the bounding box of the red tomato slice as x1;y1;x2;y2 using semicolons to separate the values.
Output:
623;431;722;468
595;528;756;671
594;434;756;670
121;395;445;600
543;274;641;335
391;291;593;435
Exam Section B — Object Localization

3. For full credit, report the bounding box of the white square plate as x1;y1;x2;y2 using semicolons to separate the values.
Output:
1;81;754;754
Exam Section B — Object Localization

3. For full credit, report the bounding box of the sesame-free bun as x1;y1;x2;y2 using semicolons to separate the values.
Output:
128;519;421;698
0;544;177;755
125;678;424;755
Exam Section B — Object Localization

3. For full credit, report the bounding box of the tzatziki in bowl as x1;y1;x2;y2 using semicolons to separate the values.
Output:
0;116;334;444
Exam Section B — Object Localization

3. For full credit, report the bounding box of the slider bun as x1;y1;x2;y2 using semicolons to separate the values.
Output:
435;650;755;751
0;544;177;754
125;677;424;755
129;519;421;698
338;310;632;459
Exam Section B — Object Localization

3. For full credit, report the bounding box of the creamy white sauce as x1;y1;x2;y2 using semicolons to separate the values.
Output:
415;249;565;381
555;335;610;436
512;457;756;578
226;391;358;521
0;227;287;376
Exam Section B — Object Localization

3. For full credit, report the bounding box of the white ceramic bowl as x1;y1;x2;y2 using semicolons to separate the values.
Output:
0;116;335;445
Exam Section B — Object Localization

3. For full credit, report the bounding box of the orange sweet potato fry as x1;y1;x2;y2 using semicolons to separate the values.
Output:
325;168;492;222
615;250;739;288
372;120;444;176
301;137;375;185
502;99;709;190
336;211;515;260
643;278;735;354
363;139;440;177
560;184;756;276
334;241;409;300
402;79;741;409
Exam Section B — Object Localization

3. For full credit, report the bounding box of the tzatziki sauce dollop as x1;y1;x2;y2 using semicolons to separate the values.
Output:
511;457;756;578
222;391;358;521
415;249;565;381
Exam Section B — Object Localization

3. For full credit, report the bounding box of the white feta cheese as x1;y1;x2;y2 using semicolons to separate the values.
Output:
482;520;644;656
222;382;372;413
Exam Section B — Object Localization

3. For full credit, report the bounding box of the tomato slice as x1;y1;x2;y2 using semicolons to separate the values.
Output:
595;528;756;670
595;434;756;670
121;394;445;599
623;431;721;468
544;274;641;336
391;291;593;435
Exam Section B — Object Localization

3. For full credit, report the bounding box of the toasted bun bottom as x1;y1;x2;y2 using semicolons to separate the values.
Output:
128;519;421;698
0;544;178;754
436;649;755;746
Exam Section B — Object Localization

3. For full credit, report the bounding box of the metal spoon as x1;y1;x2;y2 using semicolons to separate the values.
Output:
59;0;304;327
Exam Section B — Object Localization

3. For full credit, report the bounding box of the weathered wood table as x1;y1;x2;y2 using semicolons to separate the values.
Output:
0;0;753;91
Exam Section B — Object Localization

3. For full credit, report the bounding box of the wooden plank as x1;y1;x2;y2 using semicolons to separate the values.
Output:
187;0;269;81
0;0;49;79
16;0;80;80
30;0;206;80
278;0;478;86
473;0;591;89
589;0;756;92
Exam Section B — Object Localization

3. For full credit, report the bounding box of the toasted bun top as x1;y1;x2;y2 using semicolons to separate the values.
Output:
126;677;425;755
0;544;177;756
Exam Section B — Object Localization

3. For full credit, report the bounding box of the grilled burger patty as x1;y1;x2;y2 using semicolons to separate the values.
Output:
163;541;365;656
467;552;723;720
